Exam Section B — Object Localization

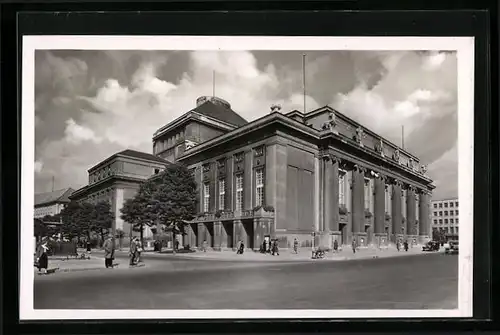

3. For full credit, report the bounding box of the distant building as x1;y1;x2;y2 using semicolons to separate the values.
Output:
430;198;460;236
152;96;435;250
69;149;171;240
34;188;74;218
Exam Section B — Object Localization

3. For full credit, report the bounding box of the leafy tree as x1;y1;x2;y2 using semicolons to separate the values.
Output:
150;164;197;253
121;195;151;246
115;228;125;250
60;201;84;240
92;201;114;246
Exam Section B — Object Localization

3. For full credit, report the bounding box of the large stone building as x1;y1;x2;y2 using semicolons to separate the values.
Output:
152;96;435;250
69;149;171;239
431;198;460;236
34;187;74;219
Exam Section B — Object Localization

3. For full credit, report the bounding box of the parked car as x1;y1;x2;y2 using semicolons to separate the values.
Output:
444;240;459;254
422;241;440;251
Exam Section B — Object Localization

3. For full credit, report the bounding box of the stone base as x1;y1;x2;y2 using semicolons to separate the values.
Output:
352;232;368;246
418;235;431;244
373;233;389;247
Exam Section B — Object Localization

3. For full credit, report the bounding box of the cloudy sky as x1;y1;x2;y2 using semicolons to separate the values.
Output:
34;49;458;199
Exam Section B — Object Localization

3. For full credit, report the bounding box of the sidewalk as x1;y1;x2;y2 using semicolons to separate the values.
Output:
172;245;438;262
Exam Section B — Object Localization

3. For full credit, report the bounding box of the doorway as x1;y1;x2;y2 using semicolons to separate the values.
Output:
222;222;233;248
339;223;347;245
242;219;254;249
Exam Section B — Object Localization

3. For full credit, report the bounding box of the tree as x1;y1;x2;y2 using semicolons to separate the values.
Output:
92;201;114;246
116;228;125;250
60;201;84;241
150;164;197;253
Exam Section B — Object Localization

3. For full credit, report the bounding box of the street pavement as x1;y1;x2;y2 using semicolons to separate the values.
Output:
34;252;458;310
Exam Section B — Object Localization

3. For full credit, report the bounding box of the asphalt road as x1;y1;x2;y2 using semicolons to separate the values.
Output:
34;253;458;310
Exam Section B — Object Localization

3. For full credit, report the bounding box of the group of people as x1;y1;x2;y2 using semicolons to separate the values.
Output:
128;237;143;266
258;238;280;256
395;240;410;252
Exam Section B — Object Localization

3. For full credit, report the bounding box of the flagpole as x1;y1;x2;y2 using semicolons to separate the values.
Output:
402;125;405;150
302;54;306;114
212;70;215;97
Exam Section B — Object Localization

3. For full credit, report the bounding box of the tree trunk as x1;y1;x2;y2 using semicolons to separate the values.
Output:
140;224;144;248
172;230;176;255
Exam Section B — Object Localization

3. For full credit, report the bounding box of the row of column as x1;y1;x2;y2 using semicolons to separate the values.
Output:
189;218;274;250
322;154;431;241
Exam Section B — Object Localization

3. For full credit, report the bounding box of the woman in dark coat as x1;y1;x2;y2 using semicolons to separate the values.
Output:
36;239;49;273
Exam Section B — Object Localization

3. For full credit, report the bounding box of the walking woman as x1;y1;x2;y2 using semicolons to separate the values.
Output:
103;234;115;268
36;238;49;274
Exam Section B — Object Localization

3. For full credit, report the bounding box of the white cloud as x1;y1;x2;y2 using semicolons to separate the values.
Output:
422;52;446;71
34;160;44;174
64;118;102;145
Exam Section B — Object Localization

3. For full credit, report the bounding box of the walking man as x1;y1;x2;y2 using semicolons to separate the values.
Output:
404;240;409;252
352;238;357;254
103;234;115;268
293;238;299;254
333;239;339;253
129;237;137;266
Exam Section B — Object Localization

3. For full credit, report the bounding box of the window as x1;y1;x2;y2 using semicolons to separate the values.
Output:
218;179;226;210
364;179;371;210
444;202;448;208
154;168;160;174
456;218;459;224
455;210;459;215
401;189;406;215
439;203;443;208
255;168;264;206
450;218;454;224
439;219;443;224
434;219;437;224
384;184;390;212
339;171;346;206
450;202;454;208
456;227;459;234
439;211;443;216
203;182;210;212
444;211;448;216
235;174;244;212
444;219;448;224
433;203;437;208
455;201;459;207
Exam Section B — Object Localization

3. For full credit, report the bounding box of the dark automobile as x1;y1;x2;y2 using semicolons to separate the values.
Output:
445;240;459;254
422;241;440;251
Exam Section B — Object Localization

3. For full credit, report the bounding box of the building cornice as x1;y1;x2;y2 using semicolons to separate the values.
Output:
69;175;147;199
152;111;237;141
307;105;420;161
178;112;320;161
88;154;167;174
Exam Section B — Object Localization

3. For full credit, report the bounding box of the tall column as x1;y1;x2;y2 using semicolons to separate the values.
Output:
220;222;228;249
418;190;431;243
234;219;247;249
351;165;365;243
197;222;204;248
373;175;386;244
391;180;403;242
253;218;262;251
213;221;222;251
406;186;417;236
324;155;340;233
313;155;320;233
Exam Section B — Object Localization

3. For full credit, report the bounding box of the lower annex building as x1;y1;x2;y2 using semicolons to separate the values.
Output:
151;96;435;250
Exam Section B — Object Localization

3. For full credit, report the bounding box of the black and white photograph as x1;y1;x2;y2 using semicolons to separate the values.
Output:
21;36;474;320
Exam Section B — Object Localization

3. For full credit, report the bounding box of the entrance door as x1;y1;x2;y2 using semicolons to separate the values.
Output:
339;223;347;245
223;222;233;248
242;219;254;249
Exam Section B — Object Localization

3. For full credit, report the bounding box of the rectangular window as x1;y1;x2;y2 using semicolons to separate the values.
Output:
255;168;264;206
450;218;454;224
439;203;442;208
218;179;225;210
434;211;437;216
364;179;371;210
444;202;448;208
339;171;346;206
450;202;454;208
455;201;459;207
433;219;437;224
203;182;210;212
439;211;443;216
444;210;448;216
433;203;437;208
455;210;459;215
444;219;448;224
235;174;244;212
456;218;459;224
439;219;443;224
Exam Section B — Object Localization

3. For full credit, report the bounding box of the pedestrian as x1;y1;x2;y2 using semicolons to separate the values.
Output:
36;238;49;274
202;240;208;252
404;240;409;252
396;240;401;252
129;237;138;266
352;239;357;254
237;240;245;254
333;239;339;253
135;239;143;263
175;239;179;252
86;240;92;259
293;238;299;254
272;239;280;256
103;234;115;268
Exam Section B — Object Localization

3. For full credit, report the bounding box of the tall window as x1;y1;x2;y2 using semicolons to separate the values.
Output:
203;182;210;212
235;174;244;212
218;179;225;210
255;168;264;206
384;185;390;212
364;179;371;210
339;171;346;205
